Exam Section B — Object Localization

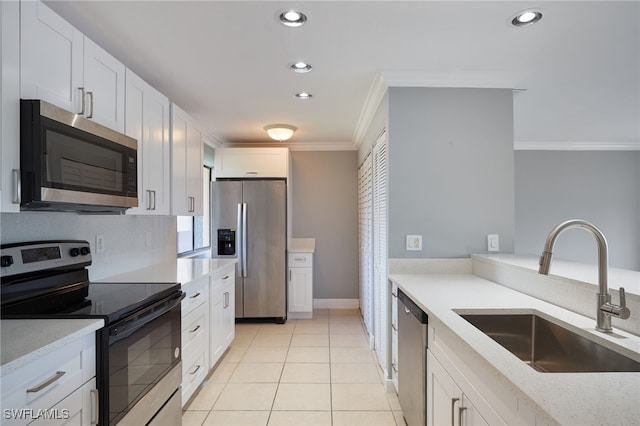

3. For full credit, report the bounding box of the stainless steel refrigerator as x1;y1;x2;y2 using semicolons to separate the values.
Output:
211;179;287;322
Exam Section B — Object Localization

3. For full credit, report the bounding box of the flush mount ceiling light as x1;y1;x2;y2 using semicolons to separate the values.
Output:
510;9;543;27
279;10;308;27
264;124;297;141
290;61;312;73
295;92;313;100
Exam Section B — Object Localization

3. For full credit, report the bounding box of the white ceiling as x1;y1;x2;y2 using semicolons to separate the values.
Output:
45;1;640;150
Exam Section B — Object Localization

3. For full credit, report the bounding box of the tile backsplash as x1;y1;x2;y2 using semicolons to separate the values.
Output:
1;212;177;280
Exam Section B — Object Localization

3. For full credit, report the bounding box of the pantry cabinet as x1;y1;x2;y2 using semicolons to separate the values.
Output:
125;70;171;215
20;0;125;132
287;242;314;319
171;103;203;216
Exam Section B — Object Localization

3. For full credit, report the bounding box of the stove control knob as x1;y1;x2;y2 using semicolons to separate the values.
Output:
1;255;13;268
80;247;91;256
69;248;80;257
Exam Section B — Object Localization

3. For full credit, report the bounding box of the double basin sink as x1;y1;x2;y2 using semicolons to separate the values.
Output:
459;312;640;373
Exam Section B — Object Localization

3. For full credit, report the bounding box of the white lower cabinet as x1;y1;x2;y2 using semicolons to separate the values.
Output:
210;268;235;369
1;333;97;426
427;350;489;426
287;252;313;319
390;283;399;392
181;276;210;406
180;266;236;406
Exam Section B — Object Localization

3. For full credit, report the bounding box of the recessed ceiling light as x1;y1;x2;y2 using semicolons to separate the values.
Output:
279;10;308;27
511;9;543;27
295;92;313;100
290;62;312;73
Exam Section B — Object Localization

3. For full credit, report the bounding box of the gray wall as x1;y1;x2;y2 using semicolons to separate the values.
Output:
1;213;177;279
514;150;640;270
291;151;359;299
387;87;515;258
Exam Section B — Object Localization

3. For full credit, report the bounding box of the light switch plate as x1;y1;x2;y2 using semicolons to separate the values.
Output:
406;235;423;251
487;234;499;252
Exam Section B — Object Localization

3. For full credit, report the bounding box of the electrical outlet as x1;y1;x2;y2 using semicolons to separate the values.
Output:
487;234;499;252
96;234;105;254
406;235;423;251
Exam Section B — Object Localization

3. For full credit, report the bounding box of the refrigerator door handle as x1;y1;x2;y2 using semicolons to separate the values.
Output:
242;202;248;277
237;203;243;275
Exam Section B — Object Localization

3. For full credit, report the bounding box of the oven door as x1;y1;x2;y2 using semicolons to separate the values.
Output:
99;291;184;426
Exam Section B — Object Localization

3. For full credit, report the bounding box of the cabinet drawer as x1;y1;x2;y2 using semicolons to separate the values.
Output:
1;336;94;426
181;276;208;316
181;350;208;407
182;302;208;353
288;252;312;267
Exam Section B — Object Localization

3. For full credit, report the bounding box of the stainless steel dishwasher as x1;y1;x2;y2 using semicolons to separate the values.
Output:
398;288;429;426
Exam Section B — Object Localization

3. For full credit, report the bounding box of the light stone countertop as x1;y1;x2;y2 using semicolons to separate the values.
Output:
96;258;238;283
289;238;316;253
1;319;104;376
389;272;640;425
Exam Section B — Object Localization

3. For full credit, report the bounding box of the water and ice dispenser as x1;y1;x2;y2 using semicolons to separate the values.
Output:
217;229;236;255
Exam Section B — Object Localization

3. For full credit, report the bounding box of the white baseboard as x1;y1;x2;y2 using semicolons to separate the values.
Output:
313;298;360;309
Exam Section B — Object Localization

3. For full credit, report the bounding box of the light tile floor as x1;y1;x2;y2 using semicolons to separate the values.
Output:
182;309;404;426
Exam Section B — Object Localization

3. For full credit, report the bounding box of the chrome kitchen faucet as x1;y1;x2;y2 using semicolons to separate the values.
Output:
538;219;630;333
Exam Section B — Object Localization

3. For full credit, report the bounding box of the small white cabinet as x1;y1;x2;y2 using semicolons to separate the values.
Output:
287;248;314;319
171;103;203;216
210;265;235;368
180;275;210;406
125;69;171;215
214;147;289;178
20;0;125;132
1;333;97;426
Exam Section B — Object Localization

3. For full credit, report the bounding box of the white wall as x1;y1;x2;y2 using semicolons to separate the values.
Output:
1;212;177;280
291;151;359;299
514;150;640;270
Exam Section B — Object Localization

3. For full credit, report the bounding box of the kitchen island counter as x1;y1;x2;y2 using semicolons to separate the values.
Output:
390;272;640;425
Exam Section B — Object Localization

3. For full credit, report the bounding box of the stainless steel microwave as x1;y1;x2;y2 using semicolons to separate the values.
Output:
20;99;138;213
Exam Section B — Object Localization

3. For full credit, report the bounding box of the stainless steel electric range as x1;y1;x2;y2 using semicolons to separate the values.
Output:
1;240;184;425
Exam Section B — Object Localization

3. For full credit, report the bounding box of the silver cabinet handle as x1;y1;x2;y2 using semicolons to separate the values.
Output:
405;307;411;315
458;406;467;426
87;91;94;118
391;291;398;298
189;364;201;375
451;398;460;426
27;371;66;393
189;324;201;333
391;323;397;332
294;257;305;262
391;362;398;373
152;190;157;210
222;275;230;280
246;171;258;175
12;169;20;204
146;190;153;210
90;389;99;425
78;87;86;115
188;196;195;212
224;291;230;308
190;292;201;299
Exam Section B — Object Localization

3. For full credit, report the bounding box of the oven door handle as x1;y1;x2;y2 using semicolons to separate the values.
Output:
109;292;185;338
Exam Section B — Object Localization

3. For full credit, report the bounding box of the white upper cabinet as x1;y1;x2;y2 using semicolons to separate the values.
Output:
125;70;171;215
20;0;125;132
171;103;203;216
214;147;290;179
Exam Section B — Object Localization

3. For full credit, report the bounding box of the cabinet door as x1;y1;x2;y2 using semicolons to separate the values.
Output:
1;0;21;213
214;147;289;178
171;103;203;216
222;275;235;346
288;267;313;313
28;379;97;426
20;0;83;113
209;279;225;367
83;37;125;132
126;70;170;215
427;350;462;426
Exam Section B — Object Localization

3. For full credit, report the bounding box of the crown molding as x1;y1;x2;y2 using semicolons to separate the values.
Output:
514;141;640;151
380;70;521;89
353;72;388;149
